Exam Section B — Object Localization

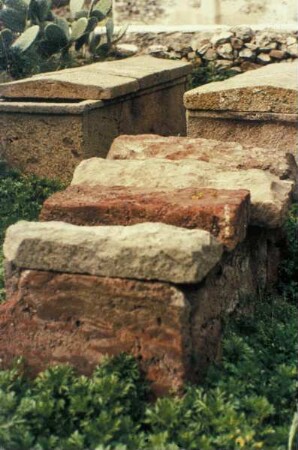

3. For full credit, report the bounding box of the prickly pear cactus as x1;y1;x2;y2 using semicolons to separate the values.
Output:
91;0;112;21
29;0;52;23
42;22;69;55
0;0;127;80
71;17;88;41
69;0;84;19
54;16;70;40
0;2;27;32
0;29;14;56
11;24;40;52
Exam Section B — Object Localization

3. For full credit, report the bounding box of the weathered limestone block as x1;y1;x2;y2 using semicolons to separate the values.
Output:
184;62;298;113
4;221;223;284
71;158;294;228
184;62;298;155
0;56;191;181
0;56;191;100
108;134;298;182
40;186;250;250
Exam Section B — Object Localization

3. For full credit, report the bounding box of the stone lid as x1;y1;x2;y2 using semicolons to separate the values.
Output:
108;134;298;181
40;185;250;250
71;158;294;228
4;221;223;284
184;62;298;114
0;56;191;101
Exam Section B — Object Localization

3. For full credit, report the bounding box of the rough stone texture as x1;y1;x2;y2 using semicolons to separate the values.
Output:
0;113;86;182
0;56;191;101
4;221;223;284
186;114;298;156
71;158;294;228
107;134;298;181
188;226;283;376
40;185;250;250
0;271;192;396
184;62;298;113
0;79;189;182
0;226;282;394
185;62;298;161
119;26;298;73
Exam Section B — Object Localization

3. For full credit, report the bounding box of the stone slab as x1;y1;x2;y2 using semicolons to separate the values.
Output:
40;186;250;250
0;71;139;101
184;62;298;113
4;221;223;284
108;134;298;181
78;56;192;91
0;56;191;101
71;158;294;228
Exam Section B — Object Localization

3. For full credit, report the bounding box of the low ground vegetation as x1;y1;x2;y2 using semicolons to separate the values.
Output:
0;164;297;449
0;162;64;302
0;296;296;449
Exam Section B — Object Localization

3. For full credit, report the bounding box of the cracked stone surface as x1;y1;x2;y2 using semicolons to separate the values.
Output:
108;134;298;182
184;62;298;113
4;221;223;284
0;56;191;100
71;158;294;228
40;186;250;251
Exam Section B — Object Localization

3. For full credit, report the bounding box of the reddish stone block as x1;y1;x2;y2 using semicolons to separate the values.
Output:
40;185;250;250
0;228;282;394
0;270;192;396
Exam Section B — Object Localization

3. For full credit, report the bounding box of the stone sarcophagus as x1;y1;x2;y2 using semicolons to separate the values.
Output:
184;62;298;157
0;56;191;182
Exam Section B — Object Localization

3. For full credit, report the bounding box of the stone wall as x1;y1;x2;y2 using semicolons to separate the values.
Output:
120;26;298;75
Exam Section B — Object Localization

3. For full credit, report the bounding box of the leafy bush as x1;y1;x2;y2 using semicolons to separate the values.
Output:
189;61;239;89
0;0;127;79
0;355;149;450
0;161;64;302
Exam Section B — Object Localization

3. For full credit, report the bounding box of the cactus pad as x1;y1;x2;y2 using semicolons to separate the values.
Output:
71;17;88;41
11;25;40;53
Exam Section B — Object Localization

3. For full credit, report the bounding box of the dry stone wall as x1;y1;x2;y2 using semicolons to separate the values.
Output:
120;26;298;75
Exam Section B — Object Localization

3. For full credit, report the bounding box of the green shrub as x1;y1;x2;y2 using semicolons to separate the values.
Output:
0;355;149;450
0;161;64;302
189;61;239;89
